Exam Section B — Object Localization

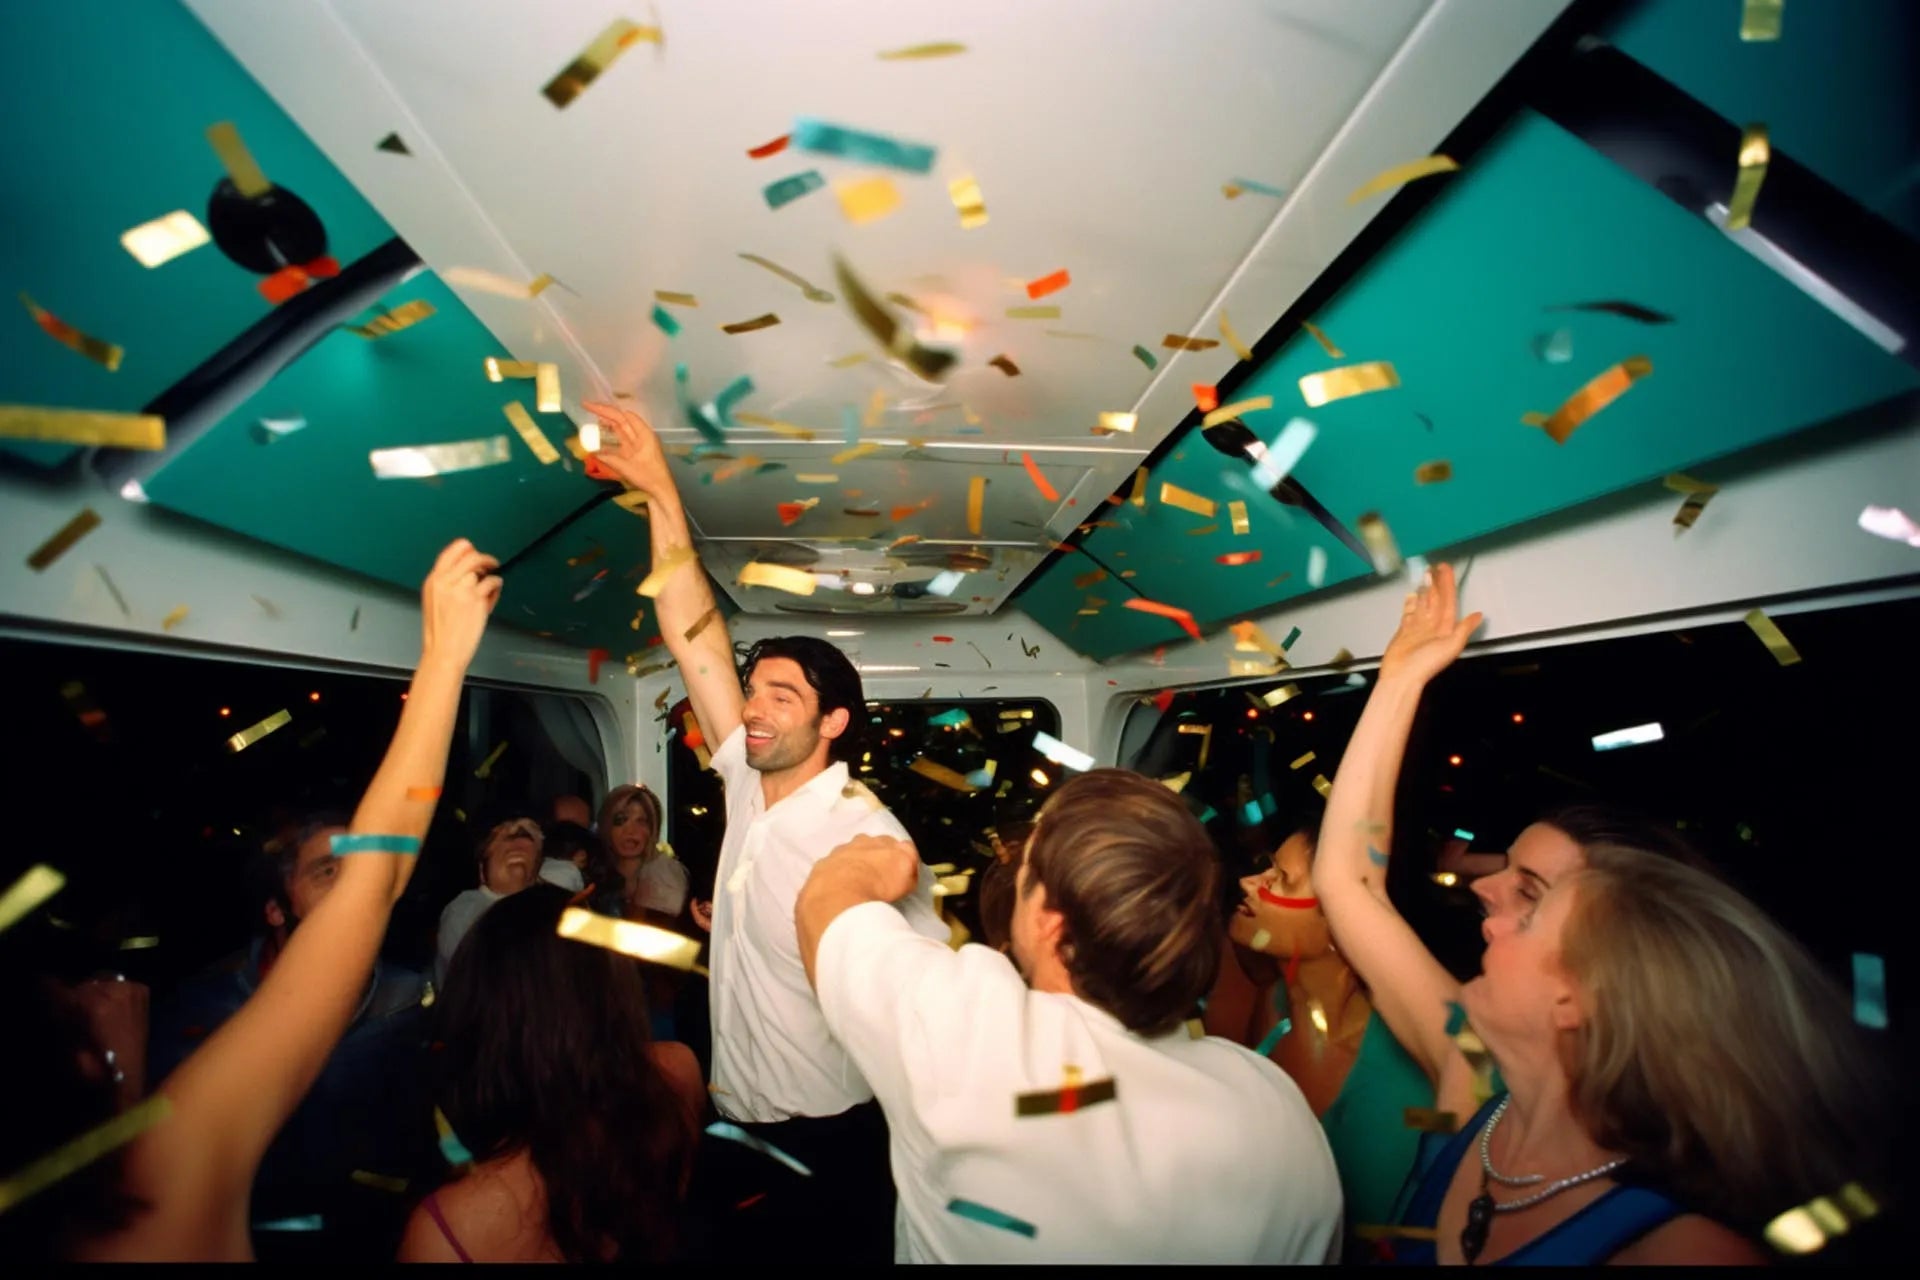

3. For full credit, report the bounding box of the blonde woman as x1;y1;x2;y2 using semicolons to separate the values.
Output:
1311;564;1886;1264
598;784;686;925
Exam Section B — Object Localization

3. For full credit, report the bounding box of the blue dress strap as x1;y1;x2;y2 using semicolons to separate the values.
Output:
1377;1094;1504;1265
1504;1185;1683;1265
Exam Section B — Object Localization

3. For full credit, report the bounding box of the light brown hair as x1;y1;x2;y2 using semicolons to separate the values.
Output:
1022;769;1221;1036
1558;845;1888;1231
598;784;663;859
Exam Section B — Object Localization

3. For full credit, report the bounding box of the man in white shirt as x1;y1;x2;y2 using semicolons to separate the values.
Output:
797;768;1345;1264
588;400;945;1262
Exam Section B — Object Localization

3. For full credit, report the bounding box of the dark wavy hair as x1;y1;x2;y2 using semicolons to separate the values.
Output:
433;886;693;1262
737;635;865;763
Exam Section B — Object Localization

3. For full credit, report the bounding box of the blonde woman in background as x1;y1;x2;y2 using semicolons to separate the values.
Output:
599;784;686;926
1311;563;1887;1264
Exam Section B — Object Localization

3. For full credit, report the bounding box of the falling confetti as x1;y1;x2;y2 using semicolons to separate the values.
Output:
558;906;703;970
1006;306;1060;320
1301;321;1344;358
1532;356;1652;444
347;299;436;339
739;562;817;595
1159;483;1217;519
1162;334;1219;352
1247;417;1318;491
0;1095;172;1216
1547;300;1673;324
1726;123;1770;231
1201;396;1273;429
376;132;410;155
0;864;66;938
1665;473;1718;529
948;174;988;229
226;708;291;753
989;354;1021;376
721;313;782;335
1025;269;1070;300
371;436;514;478
707;1122;813;1177
120;210;210;269
1123;597;1203;640
1858;505;1920;547
17;294;124;371
1347;154;1459;204
1743;608;1802;666
746;133;790;159
793;118;936;173
503;403;560;465
878;40;967;59
543;18;659;108
1740;0;1784;41
833;255;957;380
764;170;826;209
836;175;902;225
1533;328;1573;364
26;508;103;572
1414;460;1453;485
1020;453;1059;502
1356;512;1403;575
1299;361;1400;408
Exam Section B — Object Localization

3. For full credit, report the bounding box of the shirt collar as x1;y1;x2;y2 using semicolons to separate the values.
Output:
758;759;851;823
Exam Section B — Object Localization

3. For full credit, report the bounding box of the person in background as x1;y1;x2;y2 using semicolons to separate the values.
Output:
1205;811;1434;1240
549;794;592;831
0;537;500;1261
433;817;543;988
544;819;623;917
399;885;703;1263
974;821;1032;954
1313;564;1887;1264
797;769;1343;1264
599;783;685;925
147;815;434;1246
590;399;946;1264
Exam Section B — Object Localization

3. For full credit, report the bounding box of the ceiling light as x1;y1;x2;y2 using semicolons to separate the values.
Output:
850;581;877;595
828;630;865;637
1591;722;1664;752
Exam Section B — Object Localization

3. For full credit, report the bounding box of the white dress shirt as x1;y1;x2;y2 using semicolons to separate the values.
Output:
708;724;946;1123
434;885;504;988
816;902;1345;1264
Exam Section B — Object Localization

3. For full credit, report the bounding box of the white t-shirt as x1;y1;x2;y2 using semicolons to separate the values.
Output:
709;724;946;1123
632;854;690;916
816;902;1345;1264
434;885;504;988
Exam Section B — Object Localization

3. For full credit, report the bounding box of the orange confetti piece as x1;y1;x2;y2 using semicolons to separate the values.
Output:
989;354;1020;377
1163;334;1219;352
1124;597;1203;641
1193;384;1218;412
1216;550;1262;566
1026;269;1070;300
776;500;815;526
1021;452;1059;502
890;499;931;521
405;786;442;802
587;647;610;683
747;134;790;159
1536;356;1653;444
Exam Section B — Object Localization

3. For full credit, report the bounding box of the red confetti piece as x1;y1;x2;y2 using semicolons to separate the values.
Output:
584;454;617;481
258;265;310;305
587;647;610;683
1020;452;1059;501
737;1192;768;1210
1025;268;1070;300
932;635;954;643
1124;596;1202;640
777;501;810;526
304;255;341;279
1193;384;1218;412
1216;550;1262;566
747;134;790;159
1152;689;1174;712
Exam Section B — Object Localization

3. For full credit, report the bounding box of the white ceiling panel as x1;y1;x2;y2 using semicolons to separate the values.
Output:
186;0;1569;615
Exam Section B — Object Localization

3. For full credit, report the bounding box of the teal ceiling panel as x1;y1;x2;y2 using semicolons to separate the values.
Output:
1018;446;1371;662
1242;110;1917;560
1;0;397;467
493;496;680;661
1605;0;1920;241
144;272;593;589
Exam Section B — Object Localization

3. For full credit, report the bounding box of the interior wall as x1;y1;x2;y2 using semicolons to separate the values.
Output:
1077;397;1920;761
0;467;635;782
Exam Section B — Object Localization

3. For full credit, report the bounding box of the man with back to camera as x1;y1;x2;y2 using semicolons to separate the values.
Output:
588;400;947;1263
796;769;1345;1264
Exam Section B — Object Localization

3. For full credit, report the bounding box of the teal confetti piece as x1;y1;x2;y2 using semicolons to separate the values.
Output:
1240;800;1262;826
706;1121;813;1177
763;169;825;209
1453;828;1475;841
712;375;755;427
1132;344;1157;370
842;404;859;447
1367;845;1389;867
1853;953;1889;1029
1258;792;1277;818
1229;177;1287;197
1444;1001;1467;1037
1255;1016;1293;1057
928;708;971;728
1197;806;1218;824
436;1108;474;1167
1281;626;1302;650
651;303;681;336
792;117;936;174
965;768;994;789
947;1197;1037;1239
255;1215;324;1232
329;834;422;856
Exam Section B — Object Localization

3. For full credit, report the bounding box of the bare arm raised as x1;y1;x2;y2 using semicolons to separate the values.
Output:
93;538;500;1260
585;400;742;747
1310;563;1485;1120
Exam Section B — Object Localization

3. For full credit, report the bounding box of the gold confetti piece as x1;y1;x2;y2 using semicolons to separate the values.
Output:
989;354;1021;376
1312;774;1333;799
1073;568;1109;589
543;18;657;108
680;606;720;644
371;436;514;478
1535;355;1652;444
159;605;190;632
1414;460;1453;485
910;758;979;792
2;405;164;451
1263;683;1304;708
1162;334;1219;352
1726;123;1770;232
711;454;763;484
863;387;888;429
1189;524;1221;537
1744;608;1802;666
832;441;879;465
612;489;650;514
0;1094;172;1215
1201;396;1273;428
731;413;816;440
878;40;967;59
1229;501;1250;535
26;508;102;572
738;562;817;595
1219;310;1254;362
833;255;957;381
737;253;833;304
485;358;539;381
1128;468;1148;507
1666;473;1720;529
121;210;210;269
206;120;272;197
227;708;291;753
1403;1106;1459;1133
836;175;901;225
828;351;869;369
503;402;560;465
1289;751;1316;771
1347;154;1458;204
1096;412;1137;434
1740;0;1784;41
1232;620;1288;657
473;740;509;779
350;1170;409;1194
886;291;926;315
1356;511;1403;575
796;473;838;484
654;290;697;307
1299;361;1400;408
1301;320;1345;359
1159;483;1217;519
18;294;124;371
0;864;66;938
1006;306;1061;320
966;476;986;534
533;363;561;413
720;313;782;337
1519;410;1549;428
1230;657;1284;677
948;174;988;229
347;299;436;339
637;546;697;598
526;273;556;297
558;906;703;970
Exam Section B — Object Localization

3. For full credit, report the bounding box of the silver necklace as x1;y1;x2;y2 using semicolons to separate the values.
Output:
1477;1096;1629;1207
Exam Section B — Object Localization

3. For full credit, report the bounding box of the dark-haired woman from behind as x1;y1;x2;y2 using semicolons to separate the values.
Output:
399;885;704;1263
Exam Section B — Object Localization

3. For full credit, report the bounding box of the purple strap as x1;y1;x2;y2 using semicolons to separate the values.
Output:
422;1192;474;1263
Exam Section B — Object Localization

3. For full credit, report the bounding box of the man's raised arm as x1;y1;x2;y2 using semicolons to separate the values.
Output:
585;401;743;746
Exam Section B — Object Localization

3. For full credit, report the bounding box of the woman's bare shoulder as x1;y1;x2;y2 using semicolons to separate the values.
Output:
1611;1213;1767;1266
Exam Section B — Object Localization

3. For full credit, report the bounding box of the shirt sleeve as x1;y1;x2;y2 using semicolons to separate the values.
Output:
635;857;691;915
710;723;749;791
815;900;969;1104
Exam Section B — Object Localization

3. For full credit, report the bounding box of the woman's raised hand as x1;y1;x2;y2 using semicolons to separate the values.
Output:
420;538;501;668
1377;562;1483;688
